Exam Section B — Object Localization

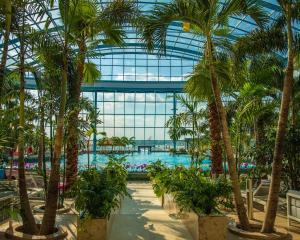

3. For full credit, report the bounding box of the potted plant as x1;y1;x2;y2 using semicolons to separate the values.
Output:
147;164;233;240
146;160;172;207
69;156;129;240
172;169;233;240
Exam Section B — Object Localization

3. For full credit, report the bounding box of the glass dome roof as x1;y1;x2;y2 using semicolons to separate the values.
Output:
1;0;299;84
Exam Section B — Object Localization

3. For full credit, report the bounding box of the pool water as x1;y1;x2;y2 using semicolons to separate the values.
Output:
78;152;195;171
78;152;255;172
9;152;255;172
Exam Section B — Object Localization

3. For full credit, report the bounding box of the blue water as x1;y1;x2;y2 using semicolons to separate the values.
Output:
78;152;195;171
10;152;254;172
78;152;255;172
78;152;223;172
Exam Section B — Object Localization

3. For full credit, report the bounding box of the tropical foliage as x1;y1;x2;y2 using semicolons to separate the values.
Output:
0;0;300;237
147;161;233;215
69;156;129;219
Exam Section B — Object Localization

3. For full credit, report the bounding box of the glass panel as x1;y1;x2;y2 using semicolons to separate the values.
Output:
115;115;124;127
125;102;135;114
104;115;114;127
135;102;145;114
104;102;114;114
115;102;124;114
135;115;144;127
155;128;165;140
145;115;155;127
125;115;134;127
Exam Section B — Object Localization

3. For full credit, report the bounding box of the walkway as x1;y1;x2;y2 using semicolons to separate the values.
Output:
109;182;193;240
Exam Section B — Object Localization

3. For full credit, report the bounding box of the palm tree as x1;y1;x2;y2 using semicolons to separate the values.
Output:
185;57;235;175
29;70;46;174
111;136;121;152
128;136;135;153
62;0;138;188
165;95;205;166
85;128;95;168
81;106;101;168
120;136;129;152
39;42;68;235
165;114;192;152
13;0;39;234
235;0;299;232
27;0;73;233
0;75;22;180
236;55;284;168
141;0;267;229
261;9;294;230
39;16;70;240
0;0;12;96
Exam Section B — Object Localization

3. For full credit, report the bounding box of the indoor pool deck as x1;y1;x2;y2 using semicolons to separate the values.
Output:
0;182;299;239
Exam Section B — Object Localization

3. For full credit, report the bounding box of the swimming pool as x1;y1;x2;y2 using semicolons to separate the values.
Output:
78;152;194;171
78;152;255;172
9;152;255;172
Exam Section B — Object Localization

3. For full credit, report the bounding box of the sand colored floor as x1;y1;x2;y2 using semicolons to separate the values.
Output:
109;182;300;240
0;182;300;239
109;182;194;240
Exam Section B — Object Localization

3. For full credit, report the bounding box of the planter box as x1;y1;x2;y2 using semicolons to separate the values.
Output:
77;197;121;240
161;193;228;240
5;223;67;240
78;218;108;240
161;193;177;214
196;215;228;240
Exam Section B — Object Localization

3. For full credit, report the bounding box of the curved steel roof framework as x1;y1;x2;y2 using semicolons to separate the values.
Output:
1;0;299;91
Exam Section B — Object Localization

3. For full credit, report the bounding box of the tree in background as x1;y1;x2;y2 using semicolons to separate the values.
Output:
62;0;138;188
141;0;267;229
235;0;299;231
0;0;12;96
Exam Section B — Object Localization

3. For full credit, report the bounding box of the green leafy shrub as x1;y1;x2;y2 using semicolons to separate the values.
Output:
69;156;129;219
147;162;233;215
146;160;173;197
172;168;233;215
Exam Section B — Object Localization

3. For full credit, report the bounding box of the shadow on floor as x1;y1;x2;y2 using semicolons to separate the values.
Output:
109;183;193;240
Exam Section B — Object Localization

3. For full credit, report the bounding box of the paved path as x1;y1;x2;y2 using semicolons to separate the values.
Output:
0;182;299;239
109;182;193;240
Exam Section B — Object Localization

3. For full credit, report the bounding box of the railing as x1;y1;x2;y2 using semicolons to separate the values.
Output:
287;190;300;226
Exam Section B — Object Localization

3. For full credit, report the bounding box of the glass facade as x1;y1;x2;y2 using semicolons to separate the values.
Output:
93;54;195;82
4;1;294;70
9;0;298;152
82;91;189;151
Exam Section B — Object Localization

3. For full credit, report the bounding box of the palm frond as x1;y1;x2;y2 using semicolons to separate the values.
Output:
219;0;268;27
140;0;201;54
99;0;138;26
83;61;101;84
235;26;287;58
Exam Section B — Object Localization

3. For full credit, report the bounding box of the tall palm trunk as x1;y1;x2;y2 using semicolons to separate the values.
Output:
254;117;265;167
207;37;249;230
87;137;90;169
38;97;45;174
208;100;223;175
0;0;12;96
50;99;53;163
261;5;294;233
17;9;38;233
38;97;48;195
66;39;86;188
40;45;68;235
65;104;79;187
